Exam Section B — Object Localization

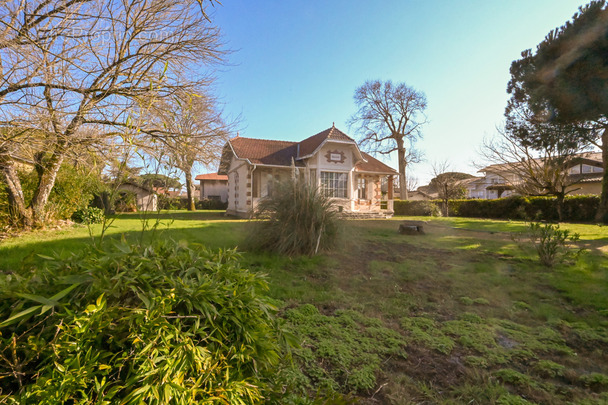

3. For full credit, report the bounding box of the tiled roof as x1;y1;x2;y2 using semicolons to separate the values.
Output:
570;172;603;183
195;173;228;181
229;137;304;166
220;126;396;174
298;126;356;158
355;152;398;174
481;151;603;173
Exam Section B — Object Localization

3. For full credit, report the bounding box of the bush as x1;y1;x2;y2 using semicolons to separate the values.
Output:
0;240;291;403
196;198;228;210
395;195;600;222
114;190;138;212
71;207;105;224
393;200;441;216
248;179;340;256
526;222;581;267
1;165;102;224
158;194;186;210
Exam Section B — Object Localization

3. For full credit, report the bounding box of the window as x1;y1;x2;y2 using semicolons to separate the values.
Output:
357;177;367;199
261;173;274;197
582;164;592;173
320;171;347;198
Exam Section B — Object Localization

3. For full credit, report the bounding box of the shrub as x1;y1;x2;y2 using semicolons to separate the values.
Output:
1;165;102;224
196;198;228;210
249;179;340;256
71;207;105;224
158;194;187;210
397;195;600;222
393;200;441;216
114;190;137;212
0;240;291;403
526;222;581;267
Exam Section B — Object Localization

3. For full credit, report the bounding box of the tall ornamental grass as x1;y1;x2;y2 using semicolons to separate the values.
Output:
249;179;340;256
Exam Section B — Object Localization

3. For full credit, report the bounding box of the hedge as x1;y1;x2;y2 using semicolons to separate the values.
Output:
393;195;600;222
158;195;228;210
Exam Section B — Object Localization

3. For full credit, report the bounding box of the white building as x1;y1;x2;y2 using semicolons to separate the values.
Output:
217;125;398;218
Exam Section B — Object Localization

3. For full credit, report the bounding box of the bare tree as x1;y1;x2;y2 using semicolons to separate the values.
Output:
349;80;427;200
147;89;233;210
405;174;419;194
479;102;590;221
430;161;473;217
0;0;224;227
479;129;586;221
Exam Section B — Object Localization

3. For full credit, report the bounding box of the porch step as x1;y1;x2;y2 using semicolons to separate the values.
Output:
339;211;394;220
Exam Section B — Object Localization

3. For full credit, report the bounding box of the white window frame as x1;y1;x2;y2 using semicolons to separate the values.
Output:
320;171;348;198
357;177;367;200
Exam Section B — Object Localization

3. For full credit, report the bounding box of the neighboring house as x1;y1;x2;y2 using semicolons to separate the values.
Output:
154;187;187;198
116;182;158;211
217;125;398;218
415;177;479;200
407;190;432;201
472;152;604;199
196;173;228;202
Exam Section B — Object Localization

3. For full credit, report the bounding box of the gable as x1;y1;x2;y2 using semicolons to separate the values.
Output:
217;125;397;175
297;126;357;158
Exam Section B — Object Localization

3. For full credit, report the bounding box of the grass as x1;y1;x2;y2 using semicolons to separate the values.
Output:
1;212;608;404
0;210;245;270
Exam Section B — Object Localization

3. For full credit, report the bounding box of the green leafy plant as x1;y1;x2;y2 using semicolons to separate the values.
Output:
0;240;293;404
283;305;407;395
579;373;608;390
72;207;105;224
533;360;565;378
114;190;137;212
526;222;582;267
249;178;340;256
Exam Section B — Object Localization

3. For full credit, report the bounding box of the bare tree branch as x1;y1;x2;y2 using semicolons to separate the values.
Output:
349;80;427;200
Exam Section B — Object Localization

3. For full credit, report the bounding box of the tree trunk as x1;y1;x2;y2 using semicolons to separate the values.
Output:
595;127;608;223
185;169;196;211
396;137;408;200
556;192;564;222
30;152;65;227
0;157;32;227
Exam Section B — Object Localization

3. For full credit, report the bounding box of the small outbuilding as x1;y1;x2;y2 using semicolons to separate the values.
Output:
196;173;229;203
116;182;158;211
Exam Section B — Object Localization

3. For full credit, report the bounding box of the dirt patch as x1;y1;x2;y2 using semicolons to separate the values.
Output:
393;347;467;387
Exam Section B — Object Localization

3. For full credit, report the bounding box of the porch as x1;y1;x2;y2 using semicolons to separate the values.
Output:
248;167;395;218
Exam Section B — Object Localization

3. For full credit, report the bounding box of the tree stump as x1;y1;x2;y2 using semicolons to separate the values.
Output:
398;220;425;235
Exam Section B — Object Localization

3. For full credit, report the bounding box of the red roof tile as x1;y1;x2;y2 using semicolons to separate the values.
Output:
230;137;304;166
356;152;398;174
298;126;355;158
195;173;228;181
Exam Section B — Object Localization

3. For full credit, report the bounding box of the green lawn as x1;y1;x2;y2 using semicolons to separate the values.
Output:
1;212;608;404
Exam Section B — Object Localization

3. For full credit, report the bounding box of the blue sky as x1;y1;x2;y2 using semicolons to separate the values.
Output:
210;0;587;185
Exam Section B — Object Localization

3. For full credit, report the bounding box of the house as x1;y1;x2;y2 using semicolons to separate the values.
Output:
196;173;228;202
217;124;398;218
472;152;604;199
116;182;157;211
